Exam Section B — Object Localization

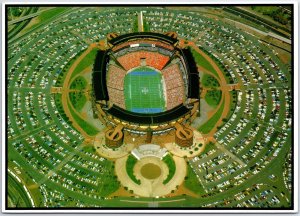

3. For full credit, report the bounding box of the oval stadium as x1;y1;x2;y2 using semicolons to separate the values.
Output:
92;32;200;148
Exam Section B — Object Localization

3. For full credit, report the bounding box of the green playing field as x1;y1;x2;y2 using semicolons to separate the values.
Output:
124;67;165;114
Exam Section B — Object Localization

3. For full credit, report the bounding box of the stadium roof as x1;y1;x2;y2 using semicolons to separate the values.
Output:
92;50;109;101
108;32;178;45
181;49;200;99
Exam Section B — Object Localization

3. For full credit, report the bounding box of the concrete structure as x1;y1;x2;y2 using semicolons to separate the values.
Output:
105;124;124;148
174;123;194;147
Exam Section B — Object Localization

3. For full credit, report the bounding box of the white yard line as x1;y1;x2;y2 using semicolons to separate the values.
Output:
148;77;151;112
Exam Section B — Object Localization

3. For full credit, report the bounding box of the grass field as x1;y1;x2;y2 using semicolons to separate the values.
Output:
53;94;70;123
199;98;225;134
69;92;87;112
126;155;141;185
184;164;205;195
69;76;87;112
8;174;32;207
21;7;69;34
205;90;222;107
202;74;220;88
162;154;176;184
67;101;99;136
201;141;216;155
124;67;165;114
71;48;98;80
190;47;220;79
133;15;150;32
70;76;87;90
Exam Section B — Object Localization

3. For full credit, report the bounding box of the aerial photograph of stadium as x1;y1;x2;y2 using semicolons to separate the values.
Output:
3;3;296;212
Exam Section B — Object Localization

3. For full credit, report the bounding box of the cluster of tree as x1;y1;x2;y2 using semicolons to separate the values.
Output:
224;7;291;38
251;6;291;26
9;7;25;18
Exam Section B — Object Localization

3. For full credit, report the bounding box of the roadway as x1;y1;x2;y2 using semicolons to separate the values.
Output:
224;18;291;45
8;7;55;25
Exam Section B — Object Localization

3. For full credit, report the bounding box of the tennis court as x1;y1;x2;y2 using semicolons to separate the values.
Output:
124;67;165;114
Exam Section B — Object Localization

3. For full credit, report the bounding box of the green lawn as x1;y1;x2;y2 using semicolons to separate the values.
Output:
252;6;280;13
220;90;238;127
96;161;120;197
22;7;69;33
205;90;222;107
199;98;225;134
162;154;176;184
144;21;150;32
190;47;220;79
124;67;165;113
40;7;68;22
126;155;141;185
251;6;291;26
98;176;120;197
67;101;99;136
8;174;33;207
202;74;220;88
71;48;98;80
70;76;87;90
69;92;87;112
82;146;96;154
133;14;150;32
201;141;216;155
184;164;205;196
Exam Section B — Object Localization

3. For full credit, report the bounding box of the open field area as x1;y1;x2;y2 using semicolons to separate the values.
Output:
5;5;293;211
7;173;32;207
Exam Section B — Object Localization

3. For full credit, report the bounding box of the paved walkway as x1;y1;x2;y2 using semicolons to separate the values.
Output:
164;130;205;158
94;132;135;159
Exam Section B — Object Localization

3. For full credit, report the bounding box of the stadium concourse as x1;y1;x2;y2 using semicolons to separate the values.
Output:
6;6;292;209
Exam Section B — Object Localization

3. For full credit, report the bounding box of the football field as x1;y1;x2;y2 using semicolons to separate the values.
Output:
124;67;165;114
